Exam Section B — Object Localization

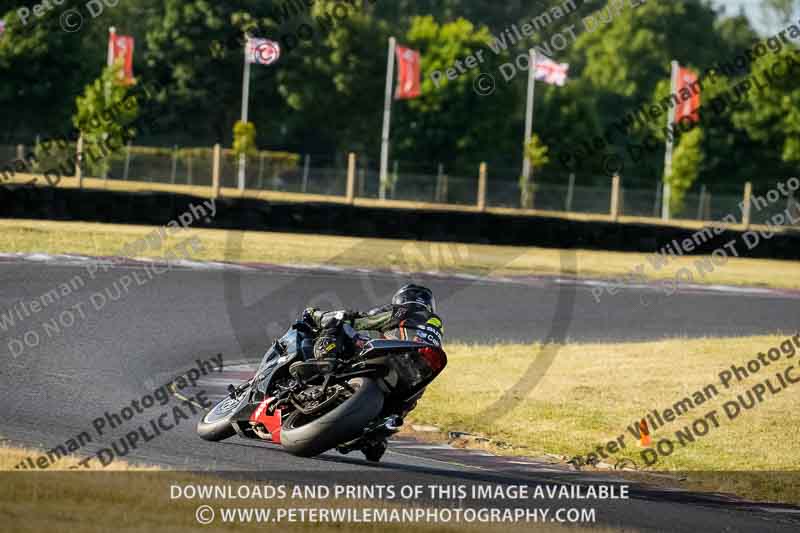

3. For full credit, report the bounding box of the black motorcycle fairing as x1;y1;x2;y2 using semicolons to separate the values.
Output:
357;339;445;400
220;326;312;434
253;326;314;397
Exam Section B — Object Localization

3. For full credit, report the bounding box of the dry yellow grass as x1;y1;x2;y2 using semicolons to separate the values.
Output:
415;336;800;470
0;443;159;471
410;335;800;503
1;218;798;290
0;445;628;532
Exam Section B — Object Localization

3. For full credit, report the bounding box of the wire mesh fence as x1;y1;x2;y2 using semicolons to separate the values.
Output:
356;167;478;206
2;142;798;227
0;144;18;163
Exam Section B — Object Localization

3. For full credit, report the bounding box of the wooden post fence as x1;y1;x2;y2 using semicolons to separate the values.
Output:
477;162;487;212
742;182;753;229
212;143;221;199
610;174;621;221
346;152;356;204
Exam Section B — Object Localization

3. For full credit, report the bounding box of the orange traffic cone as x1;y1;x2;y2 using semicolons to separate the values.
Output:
637;419;652;448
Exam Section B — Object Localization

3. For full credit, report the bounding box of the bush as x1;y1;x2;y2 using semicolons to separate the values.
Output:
668;127;704;215
233;121;257;157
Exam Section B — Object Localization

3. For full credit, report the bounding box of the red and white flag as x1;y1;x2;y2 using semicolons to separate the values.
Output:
534;57;569;86
108;33;135;85
247;38;281;66
675;66;700;124
395;45;421;100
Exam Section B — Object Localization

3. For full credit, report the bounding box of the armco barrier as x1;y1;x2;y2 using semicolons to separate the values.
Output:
0;184;798;260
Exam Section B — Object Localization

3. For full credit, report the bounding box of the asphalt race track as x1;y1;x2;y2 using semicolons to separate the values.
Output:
2;257;800;532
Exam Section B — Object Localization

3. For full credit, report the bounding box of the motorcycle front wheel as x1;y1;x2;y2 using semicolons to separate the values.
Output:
196;389;249;442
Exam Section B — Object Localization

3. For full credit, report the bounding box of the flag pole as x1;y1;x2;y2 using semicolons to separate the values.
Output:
662;59;678;220
107;26;116;67
101;27;117;183
521;49;536;202
379;36;396;201
238;35;252;191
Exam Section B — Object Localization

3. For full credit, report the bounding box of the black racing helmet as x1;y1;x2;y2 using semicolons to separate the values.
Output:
392;284;436;313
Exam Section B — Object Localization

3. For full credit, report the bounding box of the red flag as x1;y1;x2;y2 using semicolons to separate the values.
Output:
108;33;135;85
395;45;421;100
675;66;700;124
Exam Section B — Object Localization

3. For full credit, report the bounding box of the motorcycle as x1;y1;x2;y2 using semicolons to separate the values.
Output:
196;315;447;461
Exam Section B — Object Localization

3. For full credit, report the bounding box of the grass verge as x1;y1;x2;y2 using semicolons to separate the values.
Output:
0;445;629;532
0;443;159;471
1;218;799;290
408;335;800;504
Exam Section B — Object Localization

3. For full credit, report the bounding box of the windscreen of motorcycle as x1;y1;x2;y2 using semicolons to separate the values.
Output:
256;328;299;383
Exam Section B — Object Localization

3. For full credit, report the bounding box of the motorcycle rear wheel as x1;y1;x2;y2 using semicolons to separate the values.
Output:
280;377;384;458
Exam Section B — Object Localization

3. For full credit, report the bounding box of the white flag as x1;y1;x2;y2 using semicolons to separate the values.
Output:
246;38;281;66
535;58;569;86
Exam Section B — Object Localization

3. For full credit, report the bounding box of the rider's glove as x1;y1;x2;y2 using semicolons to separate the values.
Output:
352;333;370;351
302;307;318;328
314;333;341;359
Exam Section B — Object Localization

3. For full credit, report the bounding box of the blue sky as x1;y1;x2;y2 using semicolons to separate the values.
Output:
712;0;795;32
712;0;762;25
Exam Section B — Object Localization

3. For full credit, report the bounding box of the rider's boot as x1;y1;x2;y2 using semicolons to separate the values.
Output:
362;438;388;462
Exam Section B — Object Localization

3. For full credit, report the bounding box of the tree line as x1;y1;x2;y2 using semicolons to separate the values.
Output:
1;0;798;191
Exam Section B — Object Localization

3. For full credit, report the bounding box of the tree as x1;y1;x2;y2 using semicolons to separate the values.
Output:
0;0;158;142
0;1;96;140
638;68;764;190
376;0;566;33
567;0;750;181
715;14;760;52
570;1;727;100
520;134;549;208
393;15;521;171
0;0;789;194
143;0;283;145
73;63;139;176
732;45;800;168
667;127;703;215
268;0;390;156
233;120;257;156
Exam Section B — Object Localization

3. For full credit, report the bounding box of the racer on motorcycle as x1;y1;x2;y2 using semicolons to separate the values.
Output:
304;284;444;361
